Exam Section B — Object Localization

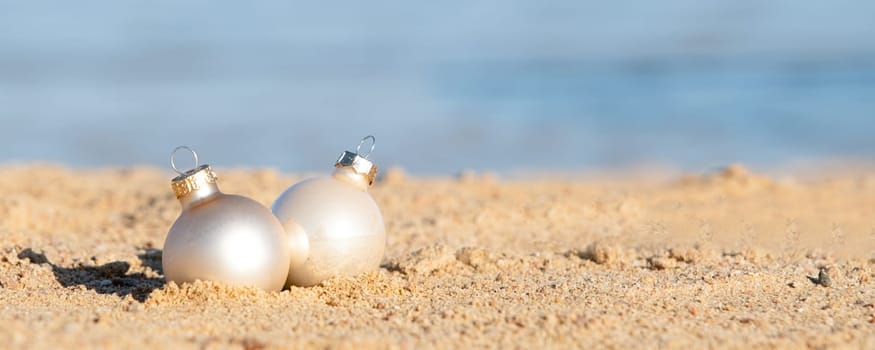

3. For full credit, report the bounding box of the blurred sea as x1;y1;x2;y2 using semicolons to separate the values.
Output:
1;1;874;174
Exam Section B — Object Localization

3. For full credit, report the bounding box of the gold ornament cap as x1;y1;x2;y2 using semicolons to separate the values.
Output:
169;146;219;199
335;135;378;186
171;164;219;199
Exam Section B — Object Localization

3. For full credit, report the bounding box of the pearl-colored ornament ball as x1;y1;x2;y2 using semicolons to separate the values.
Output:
272;137;386;287
162;148;291;292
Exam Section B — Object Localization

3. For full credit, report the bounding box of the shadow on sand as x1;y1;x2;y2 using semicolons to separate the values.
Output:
17;247;165;302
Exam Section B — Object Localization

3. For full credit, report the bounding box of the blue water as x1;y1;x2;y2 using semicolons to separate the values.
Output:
1;1;874;173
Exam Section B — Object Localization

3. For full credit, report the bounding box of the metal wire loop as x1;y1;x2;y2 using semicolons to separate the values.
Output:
356;135;376;158
170;146;199;175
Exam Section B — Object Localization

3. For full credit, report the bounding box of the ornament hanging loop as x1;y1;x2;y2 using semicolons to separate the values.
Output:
356;135;376;158
170;146;199;175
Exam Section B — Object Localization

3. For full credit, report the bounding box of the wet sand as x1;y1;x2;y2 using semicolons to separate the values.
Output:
1;164;874;349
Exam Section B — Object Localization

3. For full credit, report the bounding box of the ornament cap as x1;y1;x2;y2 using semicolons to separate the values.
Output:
169;146;220;204
334;135;378;186
171;164;219;199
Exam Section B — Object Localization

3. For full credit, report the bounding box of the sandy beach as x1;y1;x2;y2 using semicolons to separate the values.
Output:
1;164;873;349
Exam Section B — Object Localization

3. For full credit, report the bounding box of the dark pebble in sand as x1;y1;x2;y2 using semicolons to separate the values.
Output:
818;268;832;287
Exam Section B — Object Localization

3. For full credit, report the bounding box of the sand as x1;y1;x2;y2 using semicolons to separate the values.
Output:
1;164;874;349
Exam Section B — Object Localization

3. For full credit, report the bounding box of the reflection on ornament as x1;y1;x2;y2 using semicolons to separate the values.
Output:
272;136;386;287
162;146;290;291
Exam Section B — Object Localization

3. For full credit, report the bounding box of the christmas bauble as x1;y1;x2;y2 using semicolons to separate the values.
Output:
272;136;386;287
162;147;290;291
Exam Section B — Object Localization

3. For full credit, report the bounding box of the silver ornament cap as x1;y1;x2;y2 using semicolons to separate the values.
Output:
334;135;378;186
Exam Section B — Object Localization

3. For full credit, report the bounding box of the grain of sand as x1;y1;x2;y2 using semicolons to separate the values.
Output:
1;165;874;349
